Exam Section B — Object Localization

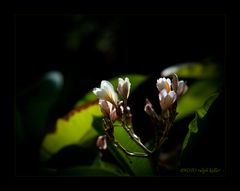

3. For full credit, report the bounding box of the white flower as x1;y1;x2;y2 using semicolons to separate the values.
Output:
99;99;117;121
156;77;177;110
93;80;118;106
96;135;107;150
159;89;177;110
156;77;171;93
117;77;131;99
177;80;188;97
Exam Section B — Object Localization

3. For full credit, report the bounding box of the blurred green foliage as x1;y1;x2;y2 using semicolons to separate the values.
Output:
182;93;219;151
162;62;222;121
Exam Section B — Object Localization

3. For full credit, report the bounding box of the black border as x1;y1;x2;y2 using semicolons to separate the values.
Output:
9;0;236;186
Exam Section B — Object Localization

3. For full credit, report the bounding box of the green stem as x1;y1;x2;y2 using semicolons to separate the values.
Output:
157;120;172;150
113;140;149;157
122;123;154;154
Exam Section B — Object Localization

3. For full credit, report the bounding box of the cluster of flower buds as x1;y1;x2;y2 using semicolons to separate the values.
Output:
157;74;188;111
93;78;132;150
144;73;188;151
93;74;188;158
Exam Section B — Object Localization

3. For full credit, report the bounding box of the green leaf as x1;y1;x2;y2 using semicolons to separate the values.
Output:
182;93;219;152
161;62;221;79
17;71;64;140
114;125;154;176
75;74;148;107
41;156;127;176
93;118;154;176
41;102;102;162
161;61;222;121
176;79;220;121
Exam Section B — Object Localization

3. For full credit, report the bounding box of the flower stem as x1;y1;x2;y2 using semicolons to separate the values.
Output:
122;123;154;155
113;140;149;157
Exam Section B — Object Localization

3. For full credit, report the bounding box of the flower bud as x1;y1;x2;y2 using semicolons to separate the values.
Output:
117;77;131;100
144;98;155;116
159;89;177;110
96;135;107;150
177;80;188;97
99;99;117;121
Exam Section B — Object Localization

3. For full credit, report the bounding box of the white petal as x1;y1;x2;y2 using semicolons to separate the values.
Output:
100;80;118;105
159;90;176;110
157;77;171;92
159;89;168;101
118;78;125;86
168;91;177;103
156;78;165;91
93;87;101;95
117;79;124;94
111;91;118;104
101;80;114;93
93;88;108;99
125;77;130;86
125;77;131;95
166;78;171;86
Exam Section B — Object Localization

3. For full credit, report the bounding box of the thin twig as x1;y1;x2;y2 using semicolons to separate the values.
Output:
113;141;149;157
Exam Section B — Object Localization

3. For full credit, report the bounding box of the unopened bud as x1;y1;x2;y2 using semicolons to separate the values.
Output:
177;81;188;97
117;77;131;100
96;135;107;150
171;73;179;92
144;98;155;116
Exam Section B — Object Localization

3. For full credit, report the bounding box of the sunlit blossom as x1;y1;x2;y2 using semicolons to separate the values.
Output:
93;80;118;106
156;77;171;93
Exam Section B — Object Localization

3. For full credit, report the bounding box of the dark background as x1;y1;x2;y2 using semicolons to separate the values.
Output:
15;14;225;176
16;14;225;114
16;14;224;90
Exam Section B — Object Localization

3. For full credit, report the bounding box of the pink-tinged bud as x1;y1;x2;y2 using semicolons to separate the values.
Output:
96;135;107;150
159;89;177;110
117;77;131;99
177;80;188;97
144;98;155;116
99;99;110;117
99;99;118;121
110;108;118;122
